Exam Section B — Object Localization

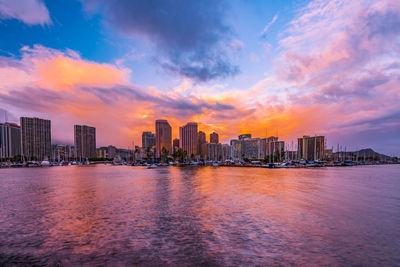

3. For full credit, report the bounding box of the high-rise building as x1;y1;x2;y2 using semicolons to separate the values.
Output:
155;120;172;158
210;132;219;144
221;144;231;161
230;139;242;161
197;131;206;155
173;138;180;152
242;138;265;159
297;135;325;161
0;123;21;159
179;122;198;156
142;131;155;148
74;125;96;160
20;117;51;161
0;123;2;155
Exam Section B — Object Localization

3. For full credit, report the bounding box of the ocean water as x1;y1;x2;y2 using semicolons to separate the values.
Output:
0;165;399;266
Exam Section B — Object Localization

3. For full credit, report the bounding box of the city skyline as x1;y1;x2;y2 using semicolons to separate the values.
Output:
0;0;399;155
1;115;397;160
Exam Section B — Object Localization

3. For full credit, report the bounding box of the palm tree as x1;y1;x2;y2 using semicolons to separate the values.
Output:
161;146;169;163
182;150;188;162
146;147;153;163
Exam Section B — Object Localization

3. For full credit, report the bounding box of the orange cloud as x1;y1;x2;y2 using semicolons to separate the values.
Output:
36;56;130;90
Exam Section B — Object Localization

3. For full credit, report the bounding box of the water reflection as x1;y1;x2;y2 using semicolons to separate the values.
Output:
0;165;399;265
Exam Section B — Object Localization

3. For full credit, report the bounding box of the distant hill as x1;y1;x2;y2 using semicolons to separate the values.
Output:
333;148;398;162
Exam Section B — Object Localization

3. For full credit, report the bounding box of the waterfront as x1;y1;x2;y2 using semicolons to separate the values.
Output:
0;165;399;265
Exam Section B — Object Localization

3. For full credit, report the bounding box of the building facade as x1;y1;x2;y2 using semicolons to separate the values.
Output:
0;123;21;159
221;144;231;161
20;117;51;161
173;138;180;153
202;142;222;161
242;138;265;160
179;122;198;157
265;137;285;162
230;137;264;161
230;139;242;161
74;125;96;160
230;134;286;161
97;147;108;159
155;120;172;158
197;131;206;156
142;131;155;148
53;144;73;162
210;132;219;144
297;135;325;161
108;145;116;159
116;148;133;160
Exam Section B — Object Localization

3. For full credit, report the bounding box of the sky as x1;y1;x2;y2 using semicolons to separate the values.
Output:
0;0;399;155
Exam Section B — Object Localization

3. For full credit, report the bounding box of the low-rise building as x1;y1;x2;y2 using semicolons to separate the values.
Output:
53;144;73;162
97;147;108;159
230;135;265;160
108;145;116;159
202;142;222;161
265;136;285;162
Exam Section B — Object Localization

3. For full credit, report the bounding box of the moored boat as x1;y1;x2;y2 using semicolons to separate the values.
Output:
146;164;157;169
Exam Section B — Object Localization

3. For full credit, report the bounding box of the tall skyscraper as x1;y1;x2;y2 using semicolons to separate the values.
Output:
0;123;2;155
297;135;325;161
0;123;21;159
74;125;96;160
20;117;51;161
197;131;206;155
155;120;172;158
179;122;198;156
142;131;155;148
210;132;219;144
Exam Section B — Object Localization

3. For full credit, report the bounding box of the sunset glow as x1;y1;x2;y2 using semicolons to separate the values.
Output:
0;0;399;154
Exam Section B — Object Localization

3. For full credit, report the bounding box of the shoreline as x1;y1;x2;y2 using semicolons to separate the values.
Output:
0;162;399;169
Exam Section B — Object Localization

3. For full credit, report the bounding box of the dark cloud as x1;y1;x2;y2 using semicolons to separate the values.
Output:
344;111;400;129
84;84;237;117
0;87;63;111
83;0;239;82
366;10;400;38
316;72;390;102
329;114;400;155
